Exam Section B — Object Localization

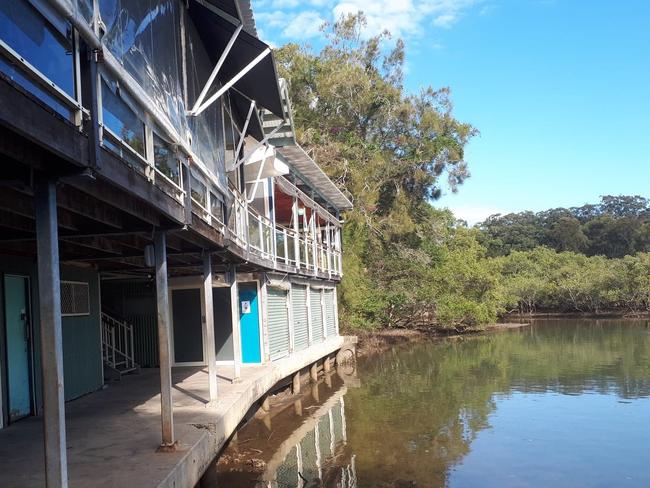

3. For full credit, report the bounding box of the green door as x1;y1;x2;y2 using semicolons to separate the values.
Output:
4;275;32;422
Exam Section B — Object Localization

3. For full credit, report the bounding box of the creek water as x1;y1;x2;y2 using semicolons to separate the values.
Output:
209;319;650;487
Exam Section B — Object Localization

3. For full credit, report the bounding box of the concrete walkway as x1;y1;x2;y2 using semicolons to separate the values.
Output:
0;336;352;488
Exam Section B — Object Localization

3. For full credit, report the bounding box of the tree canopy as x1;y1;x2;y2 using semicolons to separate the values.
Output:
276;15;648;330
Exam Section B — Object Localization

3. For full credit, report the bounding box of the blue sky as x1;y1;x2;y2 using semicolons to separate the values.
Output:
253;0;650;224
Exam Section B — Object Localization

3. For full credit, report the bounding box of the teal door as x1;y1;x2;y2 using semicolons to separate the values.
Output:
4;275;32;422
239;283;261;363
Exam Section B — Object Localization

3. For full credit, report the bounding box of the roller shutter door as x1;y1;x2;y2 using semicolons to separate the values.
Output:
310;288;324;342
267;288;290;360
324;289;336;337
292;284;309;351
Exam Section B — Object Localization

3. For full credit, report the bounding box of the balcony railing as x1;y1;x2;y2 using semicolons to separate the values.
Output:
225;189;342;277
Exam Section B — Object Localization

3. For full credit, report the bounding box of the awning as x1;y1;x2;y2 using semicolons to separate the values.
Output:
189;0;285;118
229;88;264;141
243;146;289;182
277;145;353;211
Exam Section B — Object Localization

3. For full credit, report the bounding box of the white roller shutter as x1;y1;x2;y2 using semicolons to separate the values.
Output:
292;284;309;351
267;287;290;360
324;289;336;337
310;287;324;342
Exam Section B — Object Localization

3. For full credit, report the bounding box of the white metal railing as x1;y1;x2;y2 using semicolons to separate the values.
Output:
224;188;342;277
101;312;137;373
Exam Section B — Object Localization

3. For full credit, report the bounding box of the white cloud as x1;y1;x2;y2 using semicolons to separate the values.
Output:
433;13;456;27
446;205;503;225
252;0;485;43
282;11;326;39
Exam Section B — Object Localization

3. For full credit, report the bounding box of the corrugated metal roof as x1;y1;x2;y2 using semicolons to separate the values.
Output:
276;145;353;211
236;0;258;36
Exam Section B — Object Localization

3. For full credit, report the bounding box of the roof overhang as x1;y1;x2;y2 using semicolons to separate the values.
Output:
277;145;353;211
189;0;285;118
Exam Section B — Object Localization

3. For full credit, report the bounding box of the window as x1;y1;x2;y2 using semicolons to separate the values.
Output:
210;192;224;223
101;78;146;157
61;281;90;316
153;133;181;185
0;0;76;117
0;0;75;96
190;173;207;209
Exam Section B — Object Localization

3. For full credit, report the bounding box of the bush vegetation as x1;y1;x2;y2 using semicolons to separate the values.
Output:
276;15;650;330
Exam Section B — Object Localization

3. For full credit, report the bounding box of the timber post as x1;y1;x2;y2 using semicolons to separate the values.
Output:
154;231;176;450
323;356;332;373
310;362;318;383
292;371;301;394
202;252;218;405
35;177;68;488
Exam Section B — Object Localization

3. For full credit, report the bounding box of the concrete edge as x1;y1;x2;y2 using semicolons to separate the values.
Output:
156;336;350;488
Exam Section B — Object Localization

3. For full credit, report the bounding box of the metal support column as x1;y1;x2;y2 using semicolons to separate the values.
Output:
229;266;242;380
202;253;218;404
35;177;68;488
154;231;176;450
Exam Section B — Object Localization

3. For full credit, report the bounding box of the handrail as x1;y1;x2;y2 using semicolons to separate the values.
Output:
101;312;136;371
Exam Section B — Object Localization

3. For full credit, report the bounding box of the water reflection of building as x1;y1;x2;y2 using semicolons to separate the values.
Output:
259;392;355;488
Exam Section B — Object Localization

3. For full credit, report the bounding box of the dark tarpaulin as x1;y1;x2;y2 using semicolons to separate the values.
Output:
188;0;284;119
203;0;239;21
229;88;264;141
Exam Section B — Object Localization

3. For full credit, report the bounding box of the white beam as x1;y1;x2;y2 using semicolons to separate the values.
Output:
190;23;243;114
191;48;271;117
234;99;256;162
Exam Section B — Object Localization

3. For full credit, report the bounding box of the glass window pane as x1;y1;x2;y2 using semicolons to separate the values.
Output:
190;173;207;208
153;133;180;185
0;0;74;96
101;78;145;156
0;56;71;118
210;192;224;222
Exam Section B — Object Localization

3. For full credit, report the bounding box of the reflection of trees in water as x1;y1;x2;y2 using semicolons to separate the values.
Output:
262;396;355;487
345;319;650;487
214;373;358;487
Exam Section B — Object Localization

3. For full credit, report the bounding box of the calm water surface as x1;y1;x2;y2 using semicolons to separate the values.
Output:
212;319;650;487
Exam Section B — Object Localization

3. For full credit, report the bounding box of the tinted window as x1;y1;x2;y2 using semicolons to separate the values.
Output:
101;78;145;156
0;0;74;96
153;133;180;185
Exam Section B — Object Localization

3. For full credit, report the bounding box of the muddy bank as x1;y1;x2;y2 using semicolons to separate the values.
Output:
352;322;530;358
506;311;650;319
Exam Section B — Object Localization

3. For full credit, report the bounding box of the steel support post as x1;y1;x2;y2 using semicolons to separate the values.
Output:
229;266;242;380
202;253;218;404
35;177;68;488
154;231;176;449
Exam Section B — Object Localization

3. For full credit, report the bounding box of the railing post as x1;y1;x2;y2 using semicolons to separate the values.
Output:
154;231;177;450
243;200;251;251
111;328;116;367
292;197;300;269
326;221;332;278
129;324;135;368
311;212;318;275
35;176;68;488
283;229;289;265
